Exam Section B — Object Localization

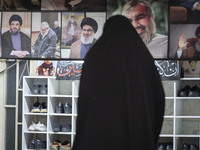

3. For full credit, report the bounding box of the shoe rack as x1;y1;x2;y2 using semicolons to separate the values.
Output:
22;76;200;149
160;79;200;149
22;76;79;150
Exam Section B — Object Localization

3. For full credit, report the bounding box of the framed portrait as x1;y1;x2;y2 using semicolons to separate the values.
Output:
36;60;57;76
61;12;106;59
169;24;200;59
31;12;61;59
1;12;31;59
61;12;84;47
107;0;168;59
30;60;57;76
181;61;200;78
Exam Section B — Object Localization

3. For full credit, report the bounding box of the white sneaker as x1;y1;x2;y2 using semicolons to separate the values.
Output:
28;121;37;131
35;121;47;131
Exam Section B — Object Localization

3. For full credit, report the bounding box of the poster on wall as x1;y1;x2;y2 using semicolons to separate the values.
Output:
0;11;106;60
181;61;200;78
2;0;200;61
169;0;200;59
61;12;106;59
1;12;31;58
31;12;61;59
107;0;168;59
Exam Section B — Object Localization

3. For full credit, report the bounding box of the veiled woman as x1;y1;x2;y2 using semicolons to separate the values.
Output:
72;15;165;150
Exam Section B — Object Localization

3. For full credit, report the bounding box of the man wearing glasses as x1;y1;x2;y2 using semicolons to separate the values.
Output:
122;0;168;58
70;17;98;58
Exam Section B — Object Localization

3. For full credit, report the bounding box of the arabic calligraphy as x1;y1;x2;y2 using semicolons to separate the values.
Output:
56;61;83;80
154;60;180;79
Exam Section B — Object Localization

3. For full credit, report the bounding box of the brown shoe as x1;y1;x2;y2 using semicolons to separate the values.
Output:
50;141;61;150
60;141;71;150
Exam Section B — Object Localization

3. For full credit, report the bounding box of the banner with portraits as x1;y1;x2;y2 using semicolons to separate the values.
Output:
1;0;200;60
0;11;106;59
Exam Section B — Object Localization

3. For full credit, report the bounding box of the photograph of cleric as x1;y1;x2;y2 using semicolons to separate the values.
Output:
169;24;200;59
122;0;168;59
1;13;31;58
69;17;98;59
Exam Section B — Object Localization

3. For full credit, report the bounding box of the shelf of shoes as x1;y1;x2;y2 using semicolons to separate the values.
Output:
159;80;200;149
22;76;79;150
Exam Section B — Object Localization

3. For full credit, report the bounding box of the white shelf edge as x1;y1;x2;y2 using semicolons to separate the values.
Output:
165;97;174;99
49;95;73;98
24;131;47;134
176;97;200;99
159;134;174;137
160;135;200;138
24;113;48;115
164;116;174;118
180;78;200;80
48;132;75;135
175;135;200;137
49;113;73;116
24;94;48;97
23;76;55;79
175;116;200;118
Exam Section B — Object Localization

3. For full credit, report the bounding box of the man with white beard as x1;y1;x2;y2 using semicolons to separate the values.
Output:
32;22;57;58
70;17;98;58
122;0;168;58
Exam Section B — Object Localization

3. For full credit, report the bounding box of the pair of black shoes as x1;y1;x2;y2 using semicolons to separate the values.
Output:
32;84;47;94
157;143;173;150
179;85;200;97
56;102;72;114
29;139;46;149
183;143;199;150
31;100;47;113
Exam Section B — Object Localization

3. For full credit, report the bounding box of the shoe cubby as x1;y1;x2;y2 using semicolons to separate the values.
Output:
24;115;47;133
175;137;200;150
24;96;48;114
175;118;200;135
157;137;173;150
48;134;72;150
162;81;175;97
164;99;174;116
176;99;200;116
49;116;72;133
160;118;174;135
73;80;80;96
73;97;78;115
49;97;72;114
23;77;48;95
23;133;47;150
23;76;79;150
49;78;73;95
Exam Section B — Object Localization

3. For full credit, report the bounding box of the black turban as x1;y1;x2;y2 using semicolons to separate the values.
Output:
81;17;98;33
9;14;22;26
